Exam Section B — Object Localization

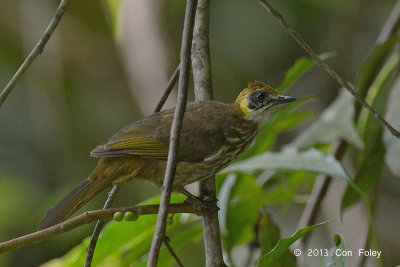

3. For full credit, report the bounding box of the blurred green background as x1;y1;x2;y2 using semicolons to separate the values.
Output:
0;0;398;266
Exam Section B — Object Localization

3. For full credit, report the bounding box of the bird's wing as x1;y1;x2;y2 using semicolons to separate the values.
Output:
90;102;228;162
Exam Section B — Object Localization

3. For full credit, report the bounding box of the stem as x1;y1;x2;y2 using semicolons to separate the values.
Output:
0;0;70;108
163;237;185;267
0;203;199;254
191;0;213;100
191;0;226;265
154;66;180;113
84;185;120;266
147;0;197;265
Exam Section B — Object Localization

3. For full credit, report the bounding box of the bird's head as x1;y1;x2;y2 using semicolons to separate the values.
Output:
234;81;296;126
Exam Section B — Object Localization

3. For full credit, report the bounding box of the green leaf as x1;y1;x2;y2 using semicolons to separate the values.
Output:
225;147;364;202
291;90;364;149
341;129;384;211
340;52;400;211
132;224;203;267
219;174;265;252
218;174;238;237
105;0;123;40
263;171;313;205
256;221;332;267
223;147;351;183
155;225;203;266
83;214;156;266
276;57;314;92
356;36;398;95
259;213;297;267
383;75;400;176
358;52;400;139
277;52;336;93
321;235;348;267
41;242;87;267
259;213;280;254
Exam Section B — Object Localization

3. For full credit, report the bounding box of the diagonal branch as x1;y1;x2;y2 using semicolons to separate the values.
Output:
147;0;197;265
163;236;185;267
0;0;70;109
84;185;120;266
0;203;199;254
259;0;400;138
154;65;180;113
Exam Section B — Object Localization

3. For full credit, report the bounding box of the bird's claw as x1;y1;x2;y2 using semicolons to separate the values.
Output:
184;196;219;211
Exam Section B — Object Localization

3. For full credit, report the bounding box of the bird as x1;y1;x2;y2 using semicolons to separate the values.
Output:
38;81;296;230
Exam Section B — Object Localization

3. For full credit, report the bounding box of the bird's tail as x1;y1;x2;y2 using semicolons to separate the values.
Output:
38;178;111;230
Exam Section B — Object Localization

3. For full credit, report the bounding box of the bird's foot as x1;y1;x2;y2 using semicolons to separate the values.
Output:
180;189;219;211
183;196;219;210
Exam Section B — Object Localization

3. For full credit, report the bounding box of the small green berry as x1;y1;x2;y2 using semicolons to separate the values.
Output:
114;211;124;222
124;211;139;221
167;215;173;225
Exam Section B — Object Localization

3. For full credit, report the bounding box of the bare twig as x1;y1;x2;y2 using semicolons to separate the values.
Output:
0;203;199;254
163;237;185;267
147;0;197;265
84;64;181;266
191;0;213;100
0;0;69;108
199;180;225;266
259;0;400;138
84;185;120;266
191;0;226;266
155;65;180;113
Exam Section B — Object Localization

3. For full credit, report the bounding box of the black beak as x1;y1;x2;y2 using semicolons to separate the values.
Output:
275;95;297;104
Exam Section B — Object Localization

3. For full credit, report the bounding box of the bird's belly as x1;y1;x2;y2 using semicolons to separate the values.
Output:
123;132;256;188
134;152;240;189
174;142;251;187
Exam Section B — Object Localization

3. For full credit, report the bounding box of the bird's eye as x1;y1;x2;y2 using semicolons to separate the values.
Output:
255;91;266;102
248;90;270;110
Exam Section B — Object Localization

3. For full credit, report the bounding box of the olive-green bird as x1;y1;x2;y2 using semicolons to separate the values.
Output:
38;81;296;230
